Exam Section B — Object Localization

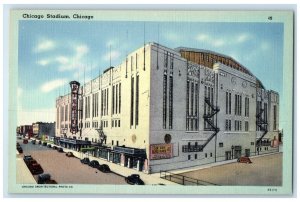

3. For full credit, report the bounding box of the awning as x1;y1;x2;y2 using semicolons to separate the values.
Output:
59;138;91;145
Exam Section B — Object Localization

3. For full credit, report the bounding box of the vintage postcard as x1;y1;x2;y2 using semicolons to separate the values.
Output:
8;9;294;195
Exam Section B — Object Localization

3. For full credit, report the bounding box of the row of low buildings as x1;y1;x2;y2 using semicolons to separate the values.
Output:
55;42;280;173
17;122;55;141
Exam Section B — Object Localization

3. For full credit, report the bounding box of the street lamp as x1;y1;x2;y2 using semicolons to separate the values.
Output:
231;145;234;159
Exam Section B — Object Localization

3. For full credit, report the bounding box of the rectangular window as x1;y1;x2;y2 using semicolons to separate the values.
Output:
191;82;194;116
264;103;268;123
65;105;68;121
119;83;121;114
195;154;197;159
245;121;249;131
130;77;134;126
219;142;223;147
188;155;191;160
229;92;232;114
135;75;139;126
106;89;109;116
239;121;242;131
225;119;228;131
112;85;115;115
169;75;173;129
228;120;231;131
186;81;190;130
235;95;237;115
164;52;168;67
273;105;277;130
163;74;167;129
205;153;207;158
226;92;228;114
115;84;118;114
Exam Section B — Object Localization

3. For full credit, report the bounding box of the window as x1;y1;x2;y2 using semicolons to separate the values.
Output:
228;120;231;131
245;121;249;131
112;140;114;145
169;75;173;129
226;92;228;114
164;52;168;67
219;142;223;147
225;119;228;131
273;105;277;130
229;93;231;114
245;97;249;117
130;77;134;126
112;85;115;114
118;120;120;127
188;142;191;149
251;142;254;145
186;81;190;130
136;75;139;126
162;73;168;129
210;153;213;157
264;103;268;123
195;154;197;159
205;153;207;158
188;155;191;160
119;83;121;114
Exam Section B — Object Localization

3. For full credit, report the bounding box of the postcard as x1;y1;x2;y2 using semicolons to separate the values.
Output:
7;9;294;195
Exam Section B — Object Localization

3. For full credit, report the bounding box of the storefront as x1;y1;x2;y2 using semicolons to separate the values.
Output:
58;137;91;151
113;146;147;171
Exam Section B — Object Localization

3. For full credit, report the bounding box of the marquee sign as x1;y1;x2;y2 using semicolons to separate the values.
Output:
69;81;80;134
150;143;173;160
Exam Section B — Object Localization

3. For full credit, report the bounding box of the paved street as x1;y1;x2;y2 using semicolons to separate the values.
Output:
17;139;127;184
178;153;282;186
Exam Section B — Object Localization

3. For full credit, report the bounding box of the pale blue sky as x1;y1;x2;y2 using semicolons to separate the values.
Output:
18;21;283;125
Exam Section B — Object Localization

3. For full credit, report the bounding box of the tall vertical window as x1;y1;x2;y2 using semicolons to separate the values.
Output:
164;52;168;67
60;107;64;128
96;93;98;117
85;97;87;118
169;75;173;129
101;90;103;116
245;121;249;131
264;103;268;123
225;119;228;131
130;77;134;126
106;89;109;116
239;95;242;116
92;94;95;117
229;92;231;114
191;82;194;117
226;92;228;114
57;107;59;128
195;83;199;130
245;97;249;117
186;80;190;130
112;85;115;115
115;84;118;114
235;95;237;115
135;75;139;126
65;105;68;121
228;120;231;131
119;83;121;114
273;105;277;130
163;73;167;129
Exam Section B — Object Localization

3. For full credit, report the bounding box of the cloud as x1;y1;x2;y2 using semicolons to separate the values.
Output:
40;78;68;93
58;44;89;72
102;50;121;62
34;39;56;53
37;59;51;66
236;33;250;43
196;34;209;41
212;39;225;47
164;32;180;42
55;56;69;65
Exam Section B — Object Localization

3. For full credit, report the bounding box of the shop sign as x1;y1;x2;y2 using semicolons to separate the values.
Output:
150;144;173;160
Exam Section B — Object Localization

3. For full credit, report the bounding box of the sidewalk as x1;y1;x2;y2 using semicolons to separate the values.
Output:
155;151;282;176
49;143;178;185
16;153;36;184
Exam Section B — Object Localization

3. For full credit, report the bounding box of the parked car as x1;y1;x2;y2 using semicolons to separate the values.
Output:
23;155;33;163
17;146;23;153
237;156;252;164
42;142;47;146
66;152;74;157
23;139;28;144
57;148;64;152
80;157;90;164
89;160;100;168
28;163;44;175
32;140;36;144
38;140;42;144
37;174;51;184
53;146;57;150
47;144;52;148
25;159;38;166
125;174;145;185
16;142;20;147
98;164;111;173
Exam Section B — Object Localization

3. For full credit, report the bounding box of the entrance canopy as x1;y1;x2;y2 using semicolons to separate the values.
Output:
59;138;91;146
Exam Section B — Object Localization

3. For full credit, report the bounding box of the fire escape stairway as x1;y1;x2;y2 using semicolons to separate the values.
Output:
256;109;268;146
96;127;107;146
202;97;220;149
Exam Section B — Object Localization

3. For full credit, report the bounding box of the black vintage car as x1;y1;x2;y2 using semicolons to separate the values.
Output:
57;148;64;152
125;174;145;185
23;155;33;164
89;160;100;168
98;164;111;173
80;157;90;164
37;174;51;184
17;146;23;153
53;146;57;150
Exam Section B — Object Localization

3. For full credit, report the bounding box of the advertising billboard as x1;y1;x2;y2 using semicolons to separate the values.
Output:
150;144;173;160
